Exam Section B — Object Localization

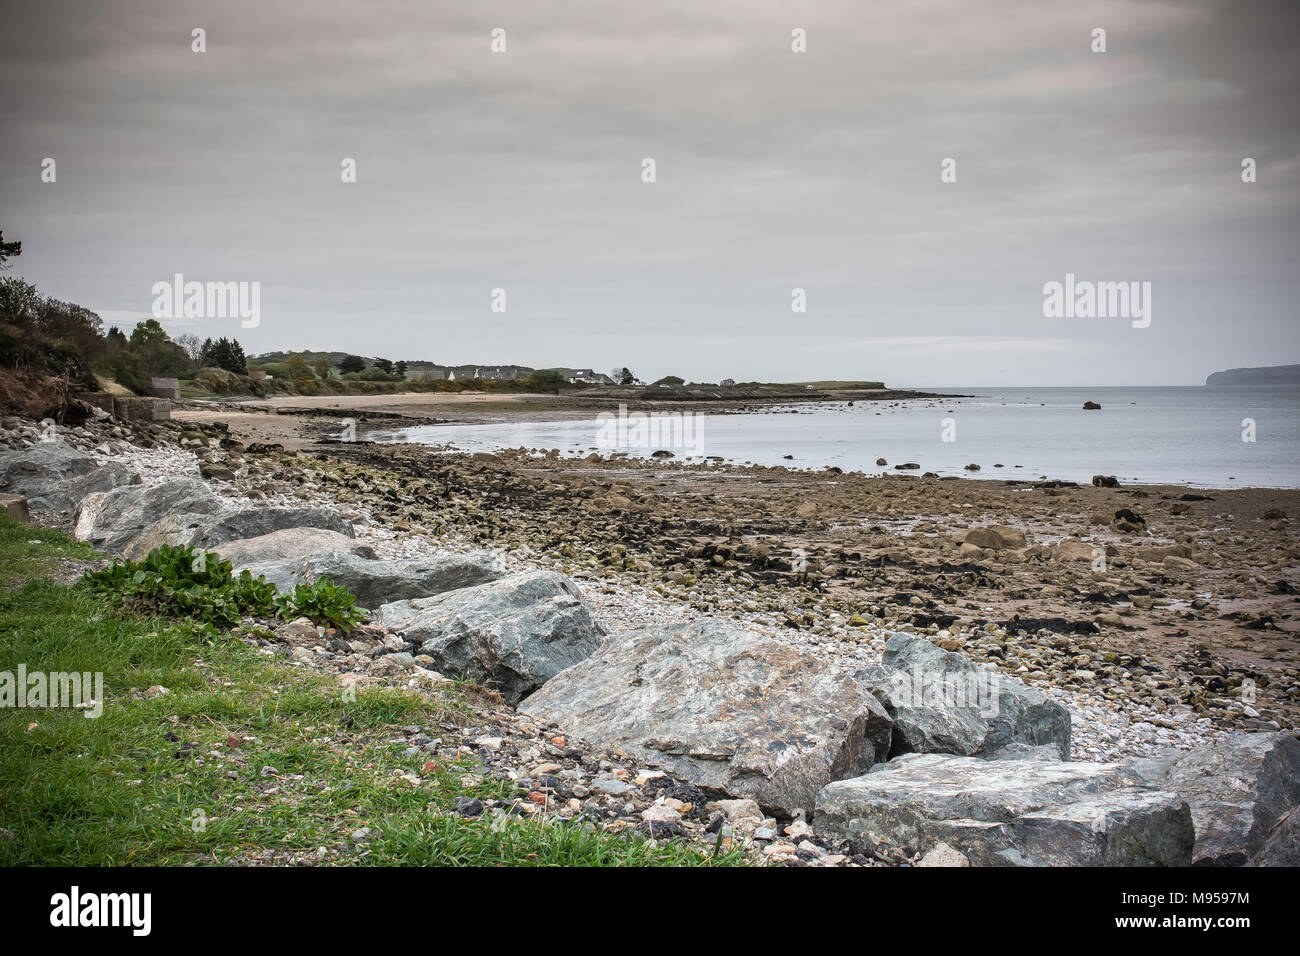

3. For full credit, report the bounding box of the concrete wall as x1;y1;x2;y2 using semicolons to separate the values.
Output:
148;377;181;400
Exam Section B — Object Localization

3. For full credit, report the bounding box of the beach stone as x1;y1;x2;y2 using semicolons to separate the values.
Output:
120;506;354;560
199;462;237;481
1053;539;1099;562
75;478;224;553
915;842;970;867
243;549;506;608
714;799;764;827
520;619;893;815
1122;732;1300;866
377;569;604;705
815;753;1194;867
1112;508;1146;533
0;443;139;514
857;633;1071;759
955;525;1027;550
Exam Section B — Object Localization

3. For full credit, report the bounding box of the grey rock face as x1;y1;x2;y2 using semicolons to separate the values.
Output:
74;479;353;558
857;663;987;756
75;479;224;553
1249;806;1300;867
0;443;139;514
857;633;1071;760
1123;732;1300;866
121;506;353;560
378;570;603;705
815;753;1194;867
248;549;505;608
214;528;377;567
519;619;893;815
982;742;1065;762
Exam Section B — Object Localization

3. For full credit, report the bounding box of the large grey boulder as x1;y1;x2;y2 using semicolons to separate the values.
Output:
378;569;603;705
0;443;139;514
815;753;1193;867
213;528;377;567
245;549;505;608
121;506;354;560
520;619;893;815
856;633;1072;760
1123;732;1300;866
74;478;354;558
76;479;224;553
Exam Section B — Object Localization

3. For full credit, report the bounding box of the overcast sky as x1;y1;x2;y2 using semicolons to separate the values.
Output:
1;0;1297;386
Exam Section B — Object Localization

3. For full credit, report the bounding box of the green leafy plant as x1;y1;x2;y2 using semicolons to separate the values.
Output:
82;545;273;628
273;577;366;633
79;544;354;630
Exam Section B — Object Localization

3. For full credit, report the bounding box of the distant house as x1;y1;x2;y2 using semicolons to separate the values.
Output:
475;367;522;381
248;370;268;381
550;368;614;385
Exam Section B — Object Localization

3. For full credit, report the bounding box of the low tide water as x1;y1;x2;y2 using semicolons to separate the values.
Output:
371;386;1300;489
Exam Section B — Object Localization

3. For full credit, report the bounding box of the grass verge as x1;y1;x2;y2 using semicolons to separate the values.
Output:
0;515;744;866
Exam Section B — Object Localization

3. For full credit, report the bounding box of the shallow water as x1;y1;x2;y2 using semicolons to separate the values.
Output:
369;386;1300;489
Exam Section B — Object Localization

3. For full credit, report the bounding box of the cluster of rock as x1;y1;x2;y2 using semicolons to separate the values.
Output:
4;436;1298;867
816;732;1299;867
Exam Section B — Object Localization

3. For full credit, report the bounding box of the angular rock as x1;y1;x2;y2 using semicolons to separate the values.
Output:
0;442;95;487
815;753;1194;867
1249;806;1300;867
1122;732;1300;866
0;443;139;514
121;506;354;560
76;479;224;553
520;619;893;815
856;663;986;756
378;570;603;705
247;549;505;608
857;633;1071;760
214;528;377;567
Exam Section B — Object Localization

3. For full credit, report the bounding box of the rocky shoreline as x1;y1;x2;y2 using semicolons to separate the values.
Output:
3;409;1298;866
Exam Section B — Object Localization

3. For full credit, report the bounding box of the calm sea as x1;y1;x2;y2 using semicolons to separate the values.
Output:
370;386;1300;489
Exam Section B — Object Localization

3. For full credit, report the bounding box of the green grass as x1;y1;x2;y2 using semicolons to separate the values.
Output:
0;516;744;866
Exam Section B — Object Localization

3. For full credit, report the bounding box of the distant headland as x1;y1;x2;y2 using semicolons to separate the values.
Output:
1204;364;1300;387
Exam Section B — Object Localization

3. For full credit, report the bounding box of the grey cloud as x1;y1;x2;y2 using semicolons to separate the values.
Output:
0;0;1296;385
